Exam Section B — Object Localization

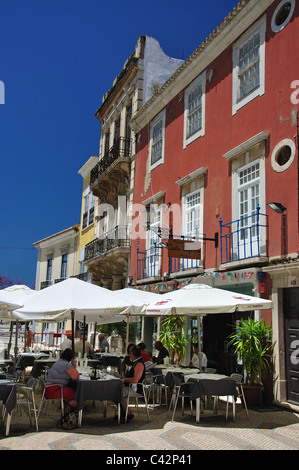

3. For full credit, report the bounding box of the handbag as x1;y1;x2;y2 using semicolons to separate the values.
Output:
57;402;78;430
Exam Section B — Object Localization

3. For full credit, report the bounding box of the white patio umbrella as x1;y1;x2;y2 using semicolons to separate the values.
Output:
140;283;272;364
0;285;36;358
0;285;35;319
12;278;142;353
141;283;272;316
12;278;133;323
113;287;162;344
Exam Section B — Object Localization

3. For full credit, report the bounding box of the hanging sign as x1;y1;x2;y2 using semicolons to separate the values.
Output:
168;239;201;260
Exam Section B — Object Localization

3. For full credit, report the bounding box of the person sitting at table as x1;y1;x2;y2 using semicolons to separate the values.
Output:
60;334;73;351
98;333;109;352
121;343;135;373
137;342;152;362
119;345;145;422
189;343;207;371
152;341;169;365
45;348;79;409
74;337;94;357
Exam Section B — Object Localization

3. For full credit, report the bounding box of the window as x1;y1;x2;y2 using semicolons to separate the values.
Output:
46;258;52;281
271;138;296;173
185;191;201;239
271;0;295;33
149;110;166;170
146;207;161;277
232;16;266;114
82;184;95;230
238;162;260;254
184;72;206;148
61;253;68;279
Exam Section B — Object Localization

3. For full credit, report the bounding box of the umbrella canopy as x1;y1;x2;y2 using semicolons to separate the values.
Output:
12;278;133;323
141;283;273;316
0;285;36;319
113;287;162;313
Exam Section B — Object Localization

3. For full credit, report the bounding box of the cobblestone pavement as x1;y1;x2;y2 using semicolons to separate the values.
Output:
1;395;299;451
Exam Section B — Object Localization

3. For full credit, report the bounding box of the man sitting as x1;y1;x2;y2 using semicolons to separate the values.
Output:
189;343;207;371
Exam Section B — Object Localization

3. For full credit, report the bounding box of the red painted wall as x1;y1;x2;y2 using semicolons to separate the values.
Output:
131;2;299;281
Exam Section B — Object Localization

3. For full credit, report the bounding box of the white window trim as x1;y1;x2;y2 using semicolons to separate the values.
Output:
232;15;266;115
182;188;204;240
149;109;166;171
183;71;206;149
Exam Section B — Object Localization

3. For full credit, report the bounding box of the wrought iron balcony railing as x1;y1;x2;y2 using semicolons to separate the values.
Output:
219;206;268;264
84;225;130;261
90;137;131;184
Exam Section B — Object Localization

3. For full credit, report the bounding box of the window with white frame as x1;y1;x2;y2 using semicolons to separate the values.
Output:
232;16;266;115
82;184;95;230
184;72;206;148
237;161;260;255
149;110;166;170
185;191;201;239
146;206;161;277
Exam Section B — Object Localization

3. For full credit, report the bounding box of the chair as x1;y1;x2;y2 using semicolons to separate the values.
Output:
144;371;168;407
124;381;150;423
168;373;194;421
16;378;39;431
205;368;217;374
226;373;249;420
37;380;64;421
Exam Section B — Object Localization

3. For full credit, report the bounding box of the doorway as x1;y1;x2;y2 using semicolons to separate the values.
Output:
283;288;299;405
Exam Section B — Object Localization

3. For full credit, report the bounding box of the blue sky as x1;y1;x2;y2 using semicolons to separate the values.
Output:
0;0;240;287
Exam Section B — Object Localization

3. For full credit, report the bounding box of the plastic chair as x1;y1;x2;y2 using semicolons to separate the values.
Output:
144;371;168;407
205;368;217;374
227;373;249;419
16;377;39;431
124;381;150;423
168;373;194;421
37;380;64;421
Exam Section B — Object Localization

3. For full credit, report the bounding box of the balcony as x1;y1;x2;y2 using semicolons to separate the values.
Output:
220;206;268;266
137;243;162;280
84;225;130;262
90;137;131;195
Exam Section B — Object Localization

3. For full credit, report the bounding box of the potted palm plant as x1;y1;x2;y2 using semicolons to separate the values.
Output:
228;318;273;407
159;316;189;364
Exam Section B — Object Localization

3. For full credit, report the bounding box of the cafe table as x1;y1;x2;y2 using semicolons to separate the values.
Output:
16;352;50;369
186;373;238;423
151;365;200;388
75;374;123;426
0;379;17;436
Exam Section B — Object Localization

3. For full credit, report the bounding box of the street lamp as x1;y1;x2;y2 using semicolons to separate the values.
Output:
267;202;286;214
267;202;287;255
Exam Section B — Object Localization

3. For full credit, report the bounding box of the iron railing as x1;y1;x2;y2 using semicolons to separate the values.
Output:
84;225;130;261
137;243;162;280
219;206;268;264
90;137;131;184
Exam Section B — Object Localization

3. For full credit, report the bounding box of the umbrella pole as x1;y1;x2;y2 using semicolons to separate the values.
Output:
83;316;86;356
24;321;28;352
93;322;97;350
14;321;18;364
7;321;13;357
197;316;202;371
71;310;75;352
126;315;130;349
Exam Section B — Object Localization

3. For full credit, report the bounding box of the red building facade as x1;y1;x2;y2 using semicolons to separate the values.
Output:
130;0;299;407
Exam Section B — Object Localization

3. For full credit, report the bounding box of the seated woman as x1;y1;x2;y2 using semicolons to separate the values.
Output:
45;348;79;409
120;345;145;422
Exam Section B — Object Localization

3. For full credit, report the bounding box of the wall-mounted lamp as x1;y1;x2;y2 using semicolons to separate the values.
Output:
267;202;286;214
267;202;287;255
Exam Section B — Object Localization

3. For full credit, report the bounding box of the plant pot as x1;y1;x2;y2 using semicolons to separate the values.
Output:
242;384;263;407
